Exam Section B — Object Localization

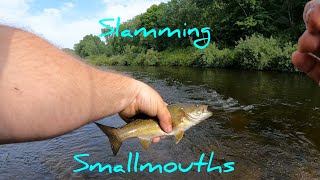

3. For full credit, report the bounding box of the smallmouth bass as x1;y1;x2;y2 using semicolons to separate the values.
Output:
95;104;213;156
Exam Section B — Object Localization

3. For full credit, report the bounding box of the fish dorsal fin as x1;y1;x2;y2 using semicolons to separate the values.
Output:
175;131;184;144
139;138;152;150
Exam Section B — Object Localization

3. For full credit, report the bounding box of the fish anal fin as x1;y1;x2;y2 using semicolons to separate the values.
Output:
175;131;184;144
139;138;152;150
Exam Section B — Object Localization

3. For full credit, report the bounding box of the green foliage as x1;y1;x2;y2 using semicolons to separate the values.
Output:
74;35;106;58
85;36;297;72
269;42;298;72
62;48;75;55
145;49;160;66
88;55;119;66
95;0;305;53
132;52;146;66
195;44;235;68
160;47;197;66
102;15;143;55
74;0;306;73
234;34;298;71
235;34;282;70
131;49;161;66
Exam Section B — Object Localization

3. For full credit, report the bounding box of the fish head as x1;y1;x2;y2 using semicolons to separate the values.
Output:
179;104;213;123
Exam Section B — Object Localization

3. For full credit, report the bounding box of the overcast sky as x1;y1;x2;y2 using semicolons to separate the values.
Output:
0;0;169;48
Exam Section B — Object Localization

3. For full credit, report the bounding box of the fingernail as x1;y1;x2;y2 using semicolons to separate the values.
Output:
166;126;172;133
304;1;320;24
304;4;312;24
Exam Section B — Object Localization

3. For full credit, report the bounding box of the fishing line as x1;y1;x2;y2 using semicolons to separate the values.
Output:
308;52;320;61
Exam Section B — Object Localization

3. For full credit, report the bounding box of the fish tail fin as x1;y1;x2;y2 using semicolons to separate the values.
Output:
95;122;123;156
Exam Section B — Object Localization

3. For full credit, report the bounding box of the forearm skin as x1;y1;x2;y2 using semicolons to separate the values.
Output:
0;25;141;143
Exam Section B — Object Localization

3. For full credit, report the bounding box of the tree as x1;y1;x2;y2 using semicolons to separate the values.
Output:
90;0;307;55
74;35;106;58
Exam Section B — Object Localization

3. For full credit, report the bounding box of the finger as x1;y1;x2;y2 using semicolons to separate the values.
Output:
298;31;320;53
119;103;137;123
304;0;320;34
292;51;316;72
119;114;131;123
152;137;161;143
157;102;172;133
292;51;320;84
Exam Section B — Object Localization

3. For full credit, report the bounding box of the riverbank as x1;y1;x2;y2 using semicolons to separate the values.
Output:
86;35;298;73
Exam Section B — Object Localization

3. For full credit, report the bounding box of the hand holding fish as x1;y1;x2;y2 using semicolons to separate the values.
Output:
292;0;320;85
118;82;172;143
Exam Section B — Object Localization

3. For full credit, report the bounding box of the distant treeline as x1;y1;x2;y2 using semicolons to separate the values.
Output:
73;0;307;72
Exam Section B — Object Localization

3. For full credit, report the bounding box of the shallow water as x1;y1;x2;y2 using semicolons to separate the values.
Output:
1;66;320;179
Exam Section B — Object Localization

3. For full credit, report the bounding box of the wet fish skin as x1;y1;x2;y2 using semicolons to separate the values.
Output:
95;104;213;156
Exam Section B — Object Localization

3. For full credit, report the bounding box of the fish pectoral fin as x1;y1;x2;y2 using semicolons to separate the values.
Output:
139;138;152;150
178;108;187;117
175;131;184;144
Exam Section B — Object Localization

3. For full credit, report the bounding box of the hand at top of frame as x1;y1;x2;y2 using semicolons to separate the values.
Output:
292;0;320;85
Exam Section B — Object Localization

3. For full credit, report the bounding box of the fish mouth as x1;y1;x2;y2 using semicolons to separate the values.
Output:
201;105;209;113
200;105;212;115
201;105;213;118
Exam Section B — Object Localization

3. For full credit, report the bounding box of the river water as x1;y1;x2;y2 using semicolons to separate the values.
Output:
1;66;320;179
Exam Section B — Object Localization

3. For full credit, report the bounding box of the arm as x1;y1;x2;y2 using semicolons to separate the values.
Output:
292;0;320;84
0;25;171;144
